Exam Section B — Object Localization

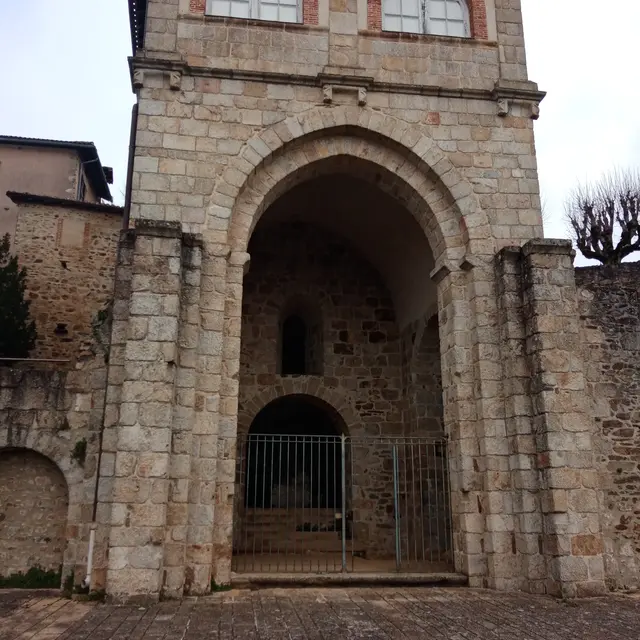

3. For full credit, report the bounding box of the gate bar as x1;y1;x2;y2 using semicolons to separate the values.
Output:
392;444;401;571
341;434;347;572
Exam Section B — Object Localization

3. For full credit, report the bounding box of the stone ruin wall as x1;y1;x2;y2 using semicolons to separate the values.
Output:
11;202;121;362
577;263;640;590
0;357;107;581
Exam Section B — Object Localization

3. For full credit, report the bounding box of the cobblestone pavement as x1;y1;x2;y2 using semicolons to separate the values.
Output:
1;587;640;639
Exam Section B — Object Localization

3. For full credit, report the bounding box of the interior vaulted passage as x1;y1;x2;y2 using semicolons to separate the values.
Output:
234;152;450;573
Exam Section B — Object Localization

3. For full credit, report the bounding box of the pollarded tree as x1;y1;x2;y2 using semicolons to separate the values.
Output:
0;233;37;359
565;170;640;265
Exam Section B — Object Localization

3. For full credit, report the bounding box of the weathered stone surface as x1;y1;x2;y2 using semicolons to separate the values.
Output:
577;264;640;590
2;588;640;640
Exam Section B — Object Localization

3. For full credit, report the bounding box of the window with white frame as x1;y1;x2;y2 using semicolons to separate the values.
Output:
383;0;470;37
206;0;299;22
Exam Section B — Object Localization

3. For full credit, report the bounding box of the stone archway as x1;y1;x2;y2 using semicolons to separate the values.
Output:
204;114;500;589
238;380;360;437
0;448;69;578
233;393;350;573
205;106;492;259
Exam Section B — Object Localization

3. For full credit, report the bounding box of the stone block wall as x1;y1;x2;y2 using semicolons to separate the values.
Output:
12;202;122;361
240;223;404;438
577;263;640;590
239;223;410;558
0;449;68;576
145;0;522;86
0;357;107;582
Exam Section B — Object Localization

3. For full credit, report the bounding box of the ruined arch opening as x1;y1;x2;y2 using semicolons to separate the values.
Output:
0;448;69;578
244;394;345;510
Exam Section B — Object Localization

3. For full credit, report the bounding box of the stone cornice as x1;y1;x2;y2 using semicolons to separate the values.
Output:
129;57;547;109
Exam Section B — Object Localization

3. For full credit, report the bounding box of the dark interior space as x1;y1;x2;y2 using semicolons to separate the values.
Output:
245;395;343;509
281;314;307;374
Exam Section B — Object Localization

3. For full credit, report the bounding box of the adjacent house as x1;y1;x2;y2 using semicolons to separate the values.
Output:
0;136;122;361
0;136;114;240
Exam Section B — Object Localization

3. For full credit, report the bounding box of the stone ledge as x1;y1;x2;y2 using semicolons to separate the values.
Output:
522;238;575;258
134;219;183;239
230;572;468;588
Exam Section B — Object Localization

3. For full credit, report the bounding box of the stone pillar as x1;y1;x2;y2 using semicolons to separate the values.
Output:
162;235;203;598
434;263;487;585
465;256;520;591
495;247;545;593
521;239;606;597
92;231;136;592
184;241;231;593
210;250;250;586
105;221;183;601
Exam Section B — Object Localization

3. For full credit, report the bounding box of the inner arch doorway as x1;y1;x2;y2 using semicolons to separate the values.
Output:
233;395;348;573
244;395;344;510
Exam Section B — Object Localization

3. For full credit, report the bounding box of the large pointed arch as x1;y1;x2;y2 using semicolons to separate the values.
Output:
206;106;493;264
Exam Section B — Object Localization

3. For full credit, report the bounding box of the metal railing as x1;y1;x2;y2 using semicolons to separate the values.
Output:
232;434;453;574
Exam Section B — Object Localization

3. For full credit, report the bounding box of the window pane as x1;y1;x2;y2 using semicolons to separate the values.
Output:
210;0;231;16
428;18;448;35
447;1;463;20
401;0;420;17
430;0;446;19
403;16;421;33
448;19;466;37
384;15;402;31
260;2;279;20
385;0;401;15
280;5;298;21
230;0;250;16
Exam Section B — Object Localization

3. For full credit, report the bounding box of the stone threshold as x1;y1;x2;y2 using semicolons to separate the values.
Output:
230;572;468;588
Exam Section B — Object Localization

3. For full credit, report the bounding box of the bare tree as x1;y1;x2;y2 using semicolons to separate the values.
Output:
565;169;640;265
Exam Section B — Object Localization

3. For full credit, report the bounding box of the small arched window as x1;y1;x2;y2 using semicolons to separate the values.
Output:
279;297;323;375
281;315;307;375
383;0;470;37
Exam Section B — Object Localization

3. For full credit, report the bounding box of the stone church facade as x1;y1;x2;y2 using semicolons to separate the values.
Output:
1;0;639;602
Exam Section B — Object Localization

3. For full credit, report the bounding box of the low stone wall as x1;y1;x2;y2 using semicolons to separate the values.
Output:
577;263;640;590
0;358;106;582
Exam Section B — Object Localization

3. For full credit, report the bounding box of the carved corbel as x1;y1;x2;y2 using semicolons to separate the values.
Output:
530;102;540;120
132;69;144;89
323;85;333;104
169;71;182;91
497;98;510;117
357;87;367;106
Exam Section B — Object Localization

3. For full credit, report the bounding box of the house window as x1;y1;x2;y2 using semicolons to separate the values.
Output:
206;0;299;22
383;0;470;37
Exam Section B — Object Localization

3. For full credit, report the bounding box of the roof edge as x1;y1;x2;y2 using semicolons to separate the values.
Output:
0;135;113;201
7;192;124;215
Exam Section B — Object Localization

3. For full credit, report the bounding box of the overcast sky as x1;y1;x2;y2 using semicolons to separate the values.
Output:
0;0;638;252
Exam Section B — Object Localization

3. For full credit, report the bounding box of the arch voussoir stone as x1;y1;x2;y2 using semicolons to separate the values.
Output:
239;381;360;436
207;106;493;262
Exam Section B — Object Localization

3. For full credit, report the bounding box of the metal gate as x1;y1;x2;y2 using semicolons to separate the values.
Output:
232;435;453;573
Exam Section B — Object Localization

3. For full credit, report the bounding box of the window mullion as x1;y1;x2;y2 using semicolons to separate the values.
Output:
251;0;258;19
